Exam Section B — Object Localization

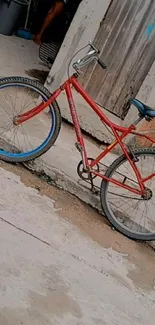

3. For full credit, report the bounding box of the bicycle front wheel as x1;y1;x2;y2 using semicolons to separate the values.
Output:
100;148;155;241
0;77;61;162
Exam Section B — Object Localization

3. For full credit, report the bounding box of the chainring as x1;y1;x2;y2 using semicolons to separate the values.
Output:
77;158;99;181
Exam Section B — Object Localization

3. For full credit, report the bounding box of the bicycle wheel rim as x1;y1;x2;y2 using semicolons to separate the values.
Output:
101;149;155;240
0;82;56;159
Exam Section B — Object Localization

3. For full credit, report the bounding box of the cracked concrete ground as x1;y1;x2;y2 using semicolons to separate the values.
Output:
0;160;154;325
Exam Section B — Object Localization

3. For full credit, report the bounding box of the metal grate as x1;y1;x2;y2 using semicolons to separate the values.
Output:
39;41;61;65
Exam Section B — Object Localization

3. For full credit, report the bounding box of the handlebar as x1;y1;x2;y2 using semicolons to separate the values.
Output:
98;58;106;69
72;42;106;73
88;41;100;54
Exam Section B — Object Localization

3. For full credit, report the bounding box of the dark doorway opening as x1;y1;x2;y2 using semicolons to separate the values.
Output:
32;0;82;66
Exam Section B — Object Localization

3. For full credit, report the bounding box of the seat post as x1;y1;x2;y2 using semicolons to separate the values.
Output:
133;115;144;126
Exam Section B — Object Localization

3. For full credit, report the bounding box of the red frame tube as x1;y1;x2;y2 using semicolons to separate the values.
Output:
15;88;62;124
15;74;155;194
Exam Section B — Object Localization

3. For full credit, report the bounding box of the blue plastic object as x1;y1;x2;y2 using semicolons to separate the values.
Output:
16;28;32;40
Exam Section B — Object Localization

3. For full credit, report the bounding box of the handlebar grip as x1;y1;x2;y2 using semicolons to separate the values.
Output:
98;59;106;69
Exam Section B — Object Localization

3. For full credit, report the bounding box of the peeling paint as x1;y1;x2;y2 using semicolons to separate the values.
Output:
146;23;155;37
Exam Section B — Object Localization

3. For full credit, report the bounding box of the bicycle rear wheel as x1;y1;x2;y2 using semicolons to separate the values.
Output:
0;77;61;163
100;148;155;241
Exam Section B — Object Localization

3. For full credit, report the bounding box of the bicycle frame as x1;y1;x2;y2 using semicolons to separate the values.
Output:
15;74;155;195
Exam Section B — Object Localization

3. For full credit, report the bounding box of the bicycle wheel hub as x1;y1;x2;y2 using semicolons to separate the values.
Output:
142;188;152;200
13;116;19;125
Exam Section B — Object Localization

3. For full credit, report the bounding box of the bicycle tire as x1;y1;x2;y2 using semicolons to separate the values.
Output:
0;76;61;163
100;148;155;241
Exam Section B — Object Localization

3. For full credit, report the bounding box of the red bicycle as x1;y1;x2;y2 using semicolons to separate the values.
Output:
0;43;155;240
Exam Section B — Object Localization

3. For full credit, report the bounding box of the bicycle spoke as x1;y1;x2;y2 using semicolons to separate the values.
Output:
0;79;58;162
102;149;155;238
20;125;34;151
0;89;16;118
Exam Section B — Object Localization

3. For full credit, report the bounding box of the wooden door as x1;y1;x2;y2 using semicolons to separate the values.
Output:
81;0;155;119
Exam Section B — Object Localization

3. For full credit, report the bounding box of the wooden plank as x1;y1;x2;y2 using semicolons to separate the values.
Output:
81;0;155;119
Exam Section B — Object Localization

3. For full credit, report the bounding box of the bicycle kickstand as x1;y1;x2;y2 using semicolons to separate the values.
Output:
89;174;99;195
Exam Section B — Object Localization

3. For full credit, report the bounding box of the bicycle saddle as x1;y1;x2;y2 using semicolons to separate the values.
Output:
130;98;155;118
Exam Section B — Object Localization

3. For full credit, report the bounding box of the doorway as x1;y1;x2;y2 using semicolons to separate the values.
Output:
32;0;82;67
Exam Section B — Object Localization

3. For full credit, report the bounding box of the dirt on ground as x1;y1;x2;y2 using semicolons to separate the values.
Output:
1;160;155;294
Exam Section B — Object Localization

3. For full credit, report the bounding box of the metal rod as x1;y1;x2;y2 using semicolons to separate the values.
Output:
24;0;32;29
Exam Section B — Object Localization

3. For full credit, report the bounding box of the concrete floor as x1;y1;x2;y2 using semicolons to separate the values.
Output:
0;160;155;325
0;34;48;78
